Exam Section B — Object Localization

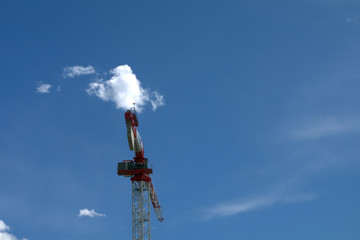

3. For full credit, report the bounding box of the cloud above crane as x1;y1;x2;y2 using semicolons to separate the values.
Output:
37;64;164;112
87;65;164;112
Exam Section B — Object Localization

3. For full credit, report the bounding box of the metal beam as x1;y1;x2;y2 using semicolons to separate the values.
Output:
132;181;151;240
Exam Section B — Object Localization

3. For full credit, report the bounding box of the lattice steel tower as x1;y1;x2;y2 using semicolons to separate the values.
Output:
118;108;164;240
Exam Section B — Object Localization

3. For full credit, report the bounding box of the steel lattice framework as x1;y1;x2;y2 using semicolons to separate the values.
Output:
132;181;151;240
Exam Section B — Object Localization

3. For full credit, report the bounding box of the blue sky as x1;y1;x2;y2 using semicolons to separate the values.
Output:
1;0;360;239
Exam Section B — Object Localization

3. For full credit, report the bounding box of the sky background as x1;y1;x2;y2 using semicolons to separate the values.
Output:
1;0;360;239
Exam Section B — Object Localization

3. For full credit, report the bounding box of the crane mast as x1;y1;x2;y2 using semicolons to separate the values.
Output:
118;108;164;240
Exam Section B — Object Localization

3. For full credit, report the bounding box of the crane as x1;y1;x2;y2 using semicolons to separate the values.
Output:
118;107;164;240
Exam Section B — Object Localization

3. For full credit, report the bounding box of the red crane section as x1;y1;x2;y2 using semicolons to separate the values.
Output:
150;181;164;222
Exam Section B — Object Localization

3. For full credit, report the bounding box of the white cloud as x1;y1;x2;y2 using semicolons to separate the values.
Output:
36;82;51;94
291;118;360;139
87;65;165;112
0;220;27;240
63;65;95;78
0;232;17;240
0;221;9;232
204;194;315;220
78;209;105;218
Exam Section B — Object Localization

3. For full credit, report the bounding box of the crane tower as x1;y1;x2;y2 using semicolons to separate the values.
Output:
118;108;164;240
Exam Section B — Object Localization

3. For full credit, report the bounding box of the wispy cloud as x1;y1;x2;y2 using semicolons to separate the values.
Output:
204;193;315;220
345;17;358;24
150;91;165;111
36;82;52;94
291;117;360;139
87;65;165;112
0;220;27;240
306;0;360;7
78;209;105;218
203;116;357;221
63;65;95;78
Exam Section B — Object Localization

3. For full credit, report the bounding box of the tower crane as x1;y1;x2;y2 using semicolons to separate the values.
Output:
118;108;164;240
